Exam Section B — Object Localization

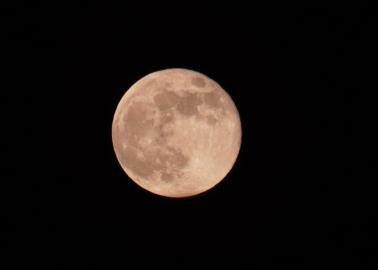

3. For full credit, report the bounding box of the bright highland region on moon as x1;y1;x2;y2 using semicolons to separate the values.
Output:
112;68;241;198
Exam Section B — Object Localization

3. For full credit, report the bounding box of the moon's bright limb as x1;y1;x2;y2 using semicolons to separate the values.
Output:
112;68;241;198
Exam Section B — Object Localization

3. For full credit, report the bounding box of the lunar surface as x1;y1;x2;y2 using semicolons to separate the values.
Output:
112;68;241;198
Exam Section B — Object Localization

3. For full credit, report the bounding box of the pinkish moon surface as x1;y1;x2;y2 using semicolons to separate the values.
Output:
112;68;242;198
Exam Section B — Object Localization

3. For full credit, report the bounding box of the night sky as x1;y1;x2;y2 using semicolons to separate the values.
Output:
3;2;376;266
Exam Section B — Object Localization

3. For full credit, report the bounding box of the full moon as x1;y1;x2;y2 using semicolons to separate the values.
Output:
112;68;241;198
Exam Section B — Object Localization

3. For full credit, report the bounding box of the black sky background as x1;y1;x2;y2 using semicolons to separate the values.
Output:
3;2;377;266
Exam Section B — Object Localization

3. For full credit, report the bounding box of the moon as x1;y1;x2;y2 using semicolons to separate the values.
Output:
112;68;242;198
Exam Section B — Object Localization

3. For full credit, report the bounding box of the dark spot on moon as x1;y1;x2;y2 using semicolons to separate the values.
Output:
206;115;218;125
122;102;154;144
191;76;206;88
122;146;155;178
166;146;189;168
176;92;202;116
155;128;173;145
163;81;173;89
123;140;189;181
203;90;222;109
160;172;174;182
153;90;180;111
161;112;174;123
154;112;175;144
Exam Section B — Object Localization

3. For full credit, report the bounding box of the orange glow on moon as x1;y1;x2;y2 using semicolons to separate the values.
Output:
112;68;241;198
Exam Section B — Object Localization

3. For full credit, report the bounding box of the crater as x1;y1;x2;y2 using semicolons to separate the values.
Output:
166;146;189;168
176;92;202;116
206;115;218;125
122;146;155;178
151;146;188;180
191;76;206;88
203;90;222;109
123;102;154;143
154;112;175;144
160;172;174;182
124;144;189;182
153;90;180;111
160;112;174;123
155;128;174;145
